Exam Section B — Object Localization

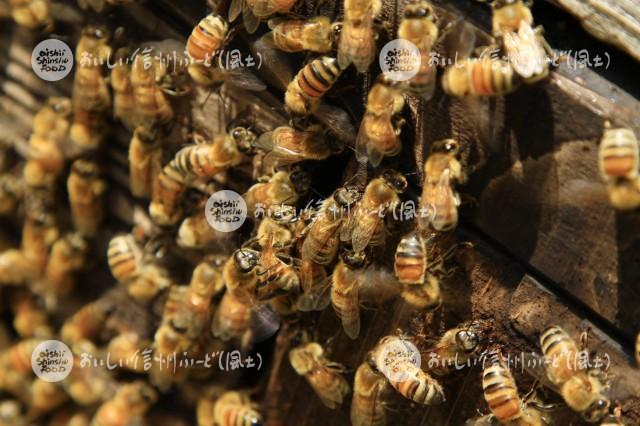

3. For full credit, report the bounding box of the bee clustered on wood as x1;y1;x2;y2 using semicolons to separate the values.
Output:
0;0;639;425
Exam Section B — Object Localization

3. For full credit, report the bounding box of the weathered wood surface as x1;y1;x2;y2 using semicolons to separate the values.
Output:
547;0;640;63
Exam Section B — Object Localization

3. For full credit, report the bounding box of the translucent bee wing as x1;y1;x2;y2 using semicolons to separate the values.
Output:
297;263;331;311
248;302;281;344
311;373;349;409
243;7;261;34
229;0;244;22
351;212;381;254
314;103;356;143
503;22;546;80
224;68;268;91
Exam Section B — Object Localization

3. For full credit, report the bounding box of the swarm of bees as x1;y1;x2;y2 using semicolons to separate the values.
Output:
0;0;638;424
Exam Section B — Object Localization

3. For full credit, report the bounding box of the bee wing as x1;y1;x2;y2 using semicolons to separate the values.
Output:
309;370;348;408
337;14;376;72
248;302;281;344
252;33;294;91
243;6;261;34
297;263;331;311
351;210;382;254
229;0;244;22
503;23;546;79
314;103;356;143
224;68;268;92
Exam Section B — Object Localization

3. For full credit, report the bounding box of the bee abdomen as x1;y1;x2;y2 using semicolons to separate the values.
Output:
482;365;522;421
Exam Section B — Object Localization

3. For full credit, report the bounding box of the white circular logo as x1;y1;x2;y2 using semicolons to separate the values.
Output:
379;39;421;82
31;340;74;382
205;190;247;232
31;39;74;82
374;337;421;382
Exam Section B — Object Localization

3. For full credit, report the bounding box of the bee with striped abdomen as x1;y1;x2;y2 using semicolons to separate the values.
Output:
285;56;343;116
67;158;106;237
598;122;640;210
442;57;520;97
337;0;381;72
394;231;441;308
418;139;466;232
268;17;340;53
331;250;368;339
198;390;263;426
243;168;311;217
351;361;387;426
289;342;350;409
129;126;163;198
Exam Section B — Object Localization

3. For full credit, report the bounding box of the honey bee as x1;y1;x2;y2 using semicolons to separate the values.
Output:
539;326;610;422
45;232;88;297
426;321;486;377
296;259;331;312
351;362;387;426
442;57;520;97
177;208;230;249
255;125;337;171
107;332;151;373
107;234;143;283
9;0;52;30
331;250;368;339
130;54;174;130
491;0;550;83
301;187;360;265
256;235;301;301
598;123;640;210
10;293;52;338
91;381;157;426
418;139;466;232
150;128;255;226
244;168;311;217
344;170;407;254
394;231;441;308
69;108;108;151
398;0;438;99
21;212;59;276
64;340;113;406
481;359;545;425
198;390;263;426
636;333;640;365
72;26;112;112
186;13;236;85
0;174;23;215
126;238;173;303
355;76;405;167
337;0;381;72
268;17;339;53
67;158;106;237
285;56;343;116
129;126;163;198
255;204;296;249
223;248;262;298
289;342;350;409
110;48;136;129
60;300;111;344
370;335;445;405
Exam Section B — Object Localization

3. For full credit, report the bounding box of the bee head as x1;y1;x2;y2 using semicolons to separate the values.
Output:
404;1;435;20
289;169;312;196
271;205;297;224
333;187;360;210
47;97;72;117
381;170;408;193
71;158;99;179
234;249;259;273
230;126;257;153
455;327;480;353
83;25;110;41
583;398;610;423
341;250;367;269
431;139;460;156
134;126;160;147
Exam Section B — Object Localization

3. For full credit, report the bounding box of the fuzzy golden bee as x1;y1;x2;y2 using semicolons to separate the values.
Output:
398;0;438;99
107;234;143;283
355;76;405;167
255;204;296;249
301;187;359;265
331;250;367;339
198;390;263;426
285;56;343;115
60;300;111;344
539;326;610;422
481;359;545;425
598;122;640;210
187;13;231;84
394;231;441;308
491;0;550;83
268;17;339;53
45;232;88;297
129;126;163;198
110;47;136;129
289;342;350;409
9;0;52;30
223;248;262;298
344;170;407;254
418;139;466;232
256;125;336;170
130;54;174;131
150;128;255;225
243;168;311;217
91;382;157;426
370;335;445;405
442;57;520;97
337;0;381;72
427;321;486;377
72;26;112;112
67;158;106;237
256;235;301;301
351;361;387;426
